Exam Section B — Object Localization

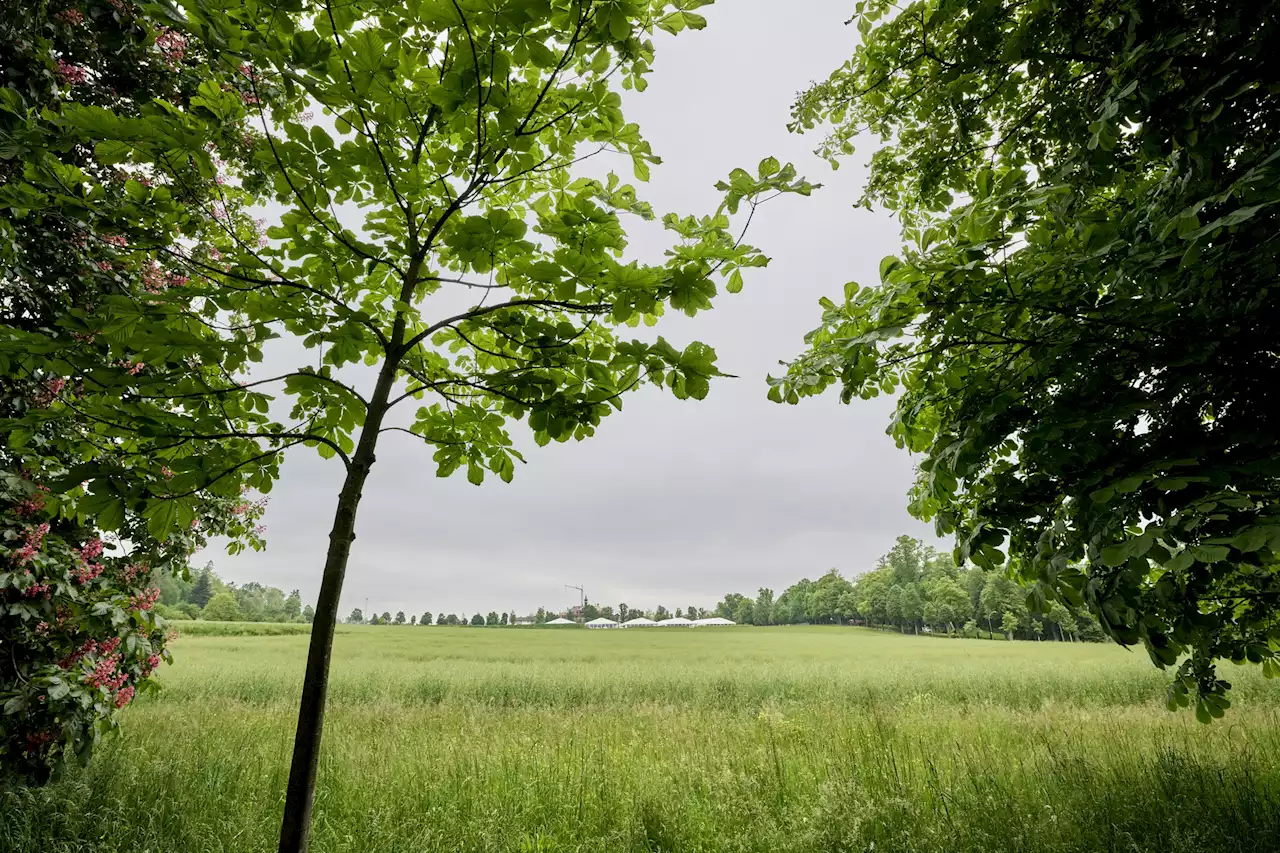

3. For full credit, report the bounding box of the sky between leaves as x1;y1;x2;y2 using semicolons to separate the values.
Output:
194;0;941;618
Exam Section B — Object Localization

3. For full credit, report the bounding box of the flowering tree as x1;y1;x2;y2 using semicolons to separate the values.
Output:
6;0;815;848
1;2;273;778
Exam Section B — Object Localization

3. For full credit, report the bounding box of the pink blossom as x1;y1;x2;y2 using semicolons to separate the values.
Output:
208;246;222;260
56;9;85;25
154;27;187;65
160;466;174;479
55;60;87;85
96;260;113;271
32;377;66;407
72;562;105;583
35;621;51;635
130;586;161;612
113;685;136;708
167;273;189;287
15;523;50;564
127;361;146;375
122;562;148;583
141;261;167;293
14;489;47;518
241;92;260;106
103;234;128;247
298;110;314;122
84;653;127;691
80;538;104;560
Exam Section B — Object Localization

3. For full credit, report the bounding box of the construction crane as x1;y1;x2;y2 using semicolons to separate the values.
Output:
565;584;585;622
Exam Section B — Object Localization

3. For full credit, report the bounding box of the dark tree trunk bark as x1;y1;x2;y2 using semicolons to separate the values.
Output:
277;367;396;853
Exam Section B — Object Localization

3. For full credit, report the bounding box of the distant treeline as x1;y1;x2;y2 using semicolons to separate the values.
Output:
712;536;1106;641
154;566;314;624
182;536;1105;641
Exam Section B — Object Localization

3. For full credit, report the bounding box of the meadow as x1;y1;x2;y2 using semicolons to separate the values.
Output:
4;625;1280;853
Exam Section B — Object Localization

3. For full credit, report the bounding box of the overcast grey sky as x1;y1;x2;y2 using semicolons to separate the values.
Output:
198;0;942;618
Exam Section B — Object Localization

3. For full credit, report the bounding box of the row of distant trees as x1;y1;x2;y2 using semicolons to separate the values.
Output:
713;536;1106;641
185;536;1104;640
341;605;708;626
152;566;314;625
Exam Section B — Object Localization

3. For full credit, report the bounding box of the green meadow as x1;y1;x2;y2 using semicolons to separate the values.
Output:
4;625;1280;853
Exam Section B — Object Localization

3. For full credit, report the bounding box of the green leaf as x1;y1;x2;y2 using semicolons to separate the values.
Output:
1190;544;1230;563
726;269;744;294
143;499;179;542
1230;527;1270;553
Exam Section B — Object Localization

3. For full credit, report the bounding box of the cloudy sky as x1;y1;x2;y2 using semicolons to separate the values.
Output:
200;0;942;618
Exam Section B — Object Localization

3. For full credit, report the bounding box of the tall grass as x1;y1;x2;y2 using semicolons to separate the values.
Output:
172;620;316;637
3;626;1278;852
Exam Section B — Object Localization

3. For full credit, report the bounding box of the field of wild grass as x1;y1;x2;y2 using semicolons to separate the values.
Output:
4;625;1280;853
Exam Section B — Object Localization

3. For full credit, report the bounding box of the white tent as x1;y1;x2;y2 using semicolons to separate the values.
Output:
693;617;736;627
656;617;694;627
585;617;619;629
621;617;657;628
545;617;576;625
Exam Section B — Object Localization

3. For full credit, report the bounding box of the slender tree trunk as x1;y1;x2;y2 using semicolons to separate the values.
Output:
278;368;396;853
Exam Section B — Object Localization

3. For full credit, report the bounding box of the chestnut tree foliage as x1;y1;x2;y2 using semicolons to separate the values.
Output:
1;1;267;780
774;0;1280;720
12;0;813;848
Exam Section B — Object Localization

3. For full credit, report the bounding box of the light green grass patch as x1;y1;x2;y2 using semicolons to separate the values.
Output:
4;626;1279;852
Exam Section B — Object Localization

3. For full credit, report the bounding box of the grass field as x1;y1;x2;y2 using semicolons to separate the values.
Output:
4;626;1280;853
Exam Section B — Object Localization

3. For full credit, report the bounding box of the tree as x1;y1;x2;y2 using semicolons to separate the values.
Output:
618;603;629;622
470;613;485;627
0;0;271;779
885;585;905;632
776;0;1280;718
599;606;614;620
447;614;461;626
900;586;924;635
485;611;499;626
409;615;416;626
500;612;508;625
9;1;813;847
883;536;925;587
753;588;774;626
436;613;446;626
534;607;547;625
421;612;432;626
924;578;970;634
189;569;216;609
654;606;671;622
1001;611;1020;642
204;592;242;622
284;591;303;622
303;606;315;624
380;612;392;626
394;611;406;625
367;613;379;626
347;609;364;625
581;603;600;622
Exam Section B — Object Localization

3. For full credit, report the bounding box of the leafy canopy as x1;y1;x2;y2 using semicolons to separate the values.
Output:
774;0;1280;717
40;0;813;515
